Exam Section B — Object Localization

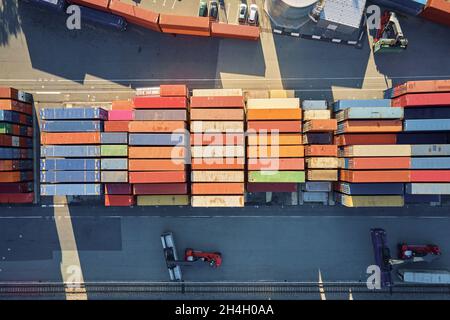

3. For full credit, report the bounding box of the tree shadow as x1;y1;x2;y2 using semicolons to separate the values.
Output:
0;0;22;46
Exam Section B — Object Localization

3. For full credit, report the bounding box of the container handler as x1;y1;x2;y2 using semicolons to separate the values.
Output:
373;11;408;53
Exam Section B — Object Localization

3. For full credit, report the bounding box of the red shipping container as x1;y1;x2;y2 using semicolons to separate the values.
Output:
0;100;32;115
420;0;450;27
68;0;110;11
105;195;135;206
392;92;450;107
108;110;134;121
410;170;450;182
159;14;210;36
340;170;410;182
129;171;186;183
211;22;260;41
246;183;298;192
133;96;187;109
160;85;188;97
133;183;187;195
0;192;33;204
104;121;129;132
190;96;244;108
0;182;32;193
0;87;18;100
104;183;132;195
393;80;450;98
335;133;397;146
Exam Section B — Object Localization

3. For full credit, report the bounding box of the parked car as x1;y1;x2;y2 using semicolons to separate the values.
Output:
238;3;247;23
209;1;219;20
248;4;258;25
199;1;208;17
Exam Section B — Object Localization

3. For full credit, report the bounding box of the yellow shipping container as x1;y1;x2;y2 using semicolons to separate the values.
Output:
246;98;300;109
192;89;243;96
191;146;245;158
343;145;411;157
306;157;339;168
341;195;404;207
269;90;295;98
190;121;244;133
244;90;270;99
307;169;338;181
191;171;245;182
303;110;331;120
191;195;244;207
137;195;190;206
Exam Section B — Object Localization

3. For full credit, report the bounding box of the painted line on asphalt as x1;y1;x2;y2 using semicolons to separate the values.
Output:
35;91;61;95
0;215;449;219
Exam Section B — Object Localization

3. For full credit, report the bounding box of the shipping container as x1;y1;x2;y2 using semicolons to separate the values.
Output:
397;133;448;144
128;159;185;171
137;195;190;206
404;107;450;119
100;132;128;144
129;133;186;146
190;109;244;121
404;119;450;131
104;183;132;195
335;133;397;146
410;144;450;156
192;171;244;182
133;96;187;109
0;193;33;204
41;132;101;145
246;183;298;192
410;170;450;182
101;158;128;170
303;133;333;144
306;170;338;181
246;98;300;109
304;181;332;192
247;121;301;133
269;90;295;98
101;145;128;157
210;22;260;41
40;183;102;195
40;145;101;157
247;145;304;158
192;183;244;195
134;110;187;121
191;133;245;146
128;121;186;133
336;107;403;122
159;14;210;37
406;183;450;194
388;79;450;98
104;121;129;132
0;182;33;193
0;147;32;159
340;157;410;169
0;160;33;171
191;158;245;170
41;120;103;132
129;171;186;183
160;85;188;97
67;0;110;11
111;100;134;110
410;157;450;169
40;158;100;171
39;107;107;120
0;171;32;182
340;145;411;157
247;158;304;170
133;183;187;195
303;110;331;120
190;96;244;108
337;120;403;133
337;182;404;195
340;170;410;182
40;170;101;183
128;146;186;159
333;99;391;111
392;92;450;107
302;191;329;203
303;119;337;132
192;89;243;97
420;0;450;27
191;195;244;207
404;194;441;203
108;0;161;32
0;100;33;115
306;157;339;169
105;195;135;206
101;171;128;183
339;195;404;207
302;100;328;110
108;110;133;121
305;145;338;156
247;109;302;121
247;133;302;145
191;121;244;133
248;171;305;183
370;0;426;16
192;145;245;158
0;110;32;125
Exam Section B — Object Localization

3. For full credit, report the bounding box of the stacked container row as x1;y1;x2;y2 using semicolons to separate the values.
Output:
0;87;34;203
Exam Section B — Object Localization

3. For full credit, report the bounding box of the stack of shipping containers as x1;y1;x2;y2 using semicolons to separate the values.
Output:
102;107;132;206
301;100;336;205
130;85;189;206
333;99;407;207
190;89;245;207
40;107;105;197
388;80;450;203
246;98;304;200
0;87;34;204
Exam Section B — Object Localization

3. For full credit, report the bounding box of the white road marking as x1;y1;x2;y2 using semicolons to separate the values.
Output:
163;0;166;6
318;269;326;300
349;289;353;300
172;0;177;9
35;91;61;95
0;215;449;219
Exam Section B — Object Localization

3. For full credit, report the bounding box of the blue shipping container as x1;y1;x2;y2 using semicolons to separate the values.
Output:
40;107;108;120
41;146;101;157
101;158;128;170
100;132;128;144
129;133;186;146
0;147;32;159
302;100;328;110
333;99;391;112
371;0;425;16
404;119;450;132
410;157;450;169
404;194;441;203
41;120;103;132
303;133;333;144
411;144;450;156
40;158;101;171
40;171;101;183
40;183;103;196
339;182;404;195
396;133;448;144
0;110;32;126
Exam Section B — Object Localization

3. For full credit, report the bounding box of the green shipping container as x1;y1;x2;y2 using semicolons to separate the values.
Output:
0;123;12;134
101;145;128;157
248;171;305;183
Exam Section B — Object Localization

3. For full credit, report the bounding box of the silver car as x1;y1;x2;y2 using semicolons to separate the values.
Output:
248;4;258;25
238;3;247;23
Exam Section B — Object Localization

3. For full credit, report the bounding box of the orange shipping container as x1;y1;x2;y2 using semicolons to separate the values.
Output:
247;145;304;158
248;158;304;170
420;0;450;27
104;121;129;132
128;146;186;159
191;158;245;170
128;159;185;171
190;96;244;108
111;100;134;110
160;85;188;97
69;0;109;11
129;171;186;183
128;121;185;132
340;170;410;183
41;132;101;145
0;171;32;182
303;119;337;132
192;183;244;195
190;108;244;120
305;145;338;157
159;14;210;36
108;0;161;32
246;109;302;120
338;120;403;133
344;157;410;169
247;133;302;145
0;100;32;115
247;121;302;133
210;22;260;41
190;133;244;146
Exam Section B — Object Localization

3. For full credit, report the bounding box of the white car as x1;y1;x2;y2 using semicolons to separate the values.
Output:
238;3;247;23
248;4;258;25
